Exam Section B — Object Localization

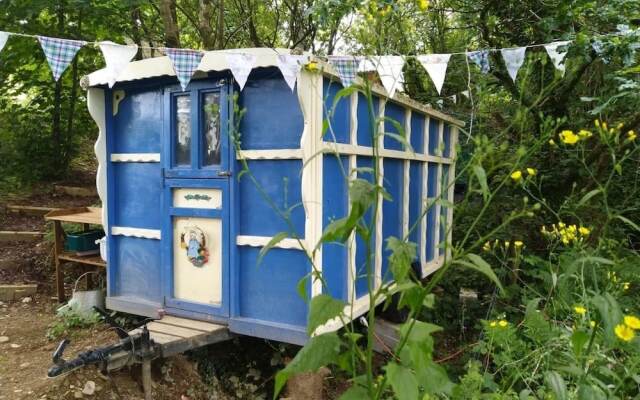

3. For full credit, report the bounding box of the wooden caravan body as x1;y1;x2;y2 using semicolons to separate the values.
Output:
85;48;463;345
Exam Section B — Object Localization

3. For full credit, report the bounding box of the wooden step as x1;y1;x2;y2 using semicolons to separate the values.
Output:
129;316;232;358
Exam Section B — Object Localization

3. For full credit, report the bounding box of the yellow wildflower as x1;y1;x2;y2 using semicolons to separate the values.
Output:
559;130;579;144
617;122;624;130
623;282;630;291
624;315;640;330
615;324;635;342
482;241;491;252
577;129;592;139
498;320;508;328
590;320;596;328
549;139;556;146
628;130;637;141
594;119;600;128
418;0;429;11
602;122;608;131
578;226;590;236
558;222;566;228
489;321;497;328
514;240;524;248
511;170;523;182
305;61;319;72
574;306;587;316
504;241;510;249
526;167;537;176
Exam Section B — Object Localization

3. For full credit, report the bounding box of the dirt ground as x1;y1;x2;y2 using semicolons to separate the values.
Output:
0;184;337;400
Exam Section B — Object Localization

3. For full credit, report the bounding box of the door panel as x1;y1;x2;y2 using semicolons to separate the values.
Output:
162;78;232;319
172;216;222;305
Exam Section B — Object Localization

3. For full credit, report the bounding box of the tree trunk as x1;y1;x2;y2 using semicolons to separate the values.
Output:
215;0;224;49
52;2;65;169
160;0;180;47
198;0;216;49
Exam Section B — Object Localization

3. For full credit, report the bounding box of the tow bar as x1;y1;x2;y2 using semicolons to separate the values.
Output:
47;307;159;400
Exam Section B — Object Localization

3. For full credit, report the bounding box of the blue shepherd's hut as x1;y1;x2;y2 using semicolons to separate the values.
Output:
84;48;463;345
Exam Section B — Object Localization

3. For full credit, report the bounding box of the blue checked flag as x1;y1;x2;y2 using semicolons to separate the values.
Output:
163;48;205;90
37;36;86;81
328;56;359;87
467;50;490;74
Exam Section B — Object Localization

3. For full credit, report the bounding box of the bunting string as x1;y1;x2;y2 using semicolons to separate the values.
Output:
0;27;635;94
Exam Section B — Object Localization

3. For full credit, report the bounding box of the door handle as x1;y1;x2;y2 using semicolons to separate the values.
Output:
217;170;232;177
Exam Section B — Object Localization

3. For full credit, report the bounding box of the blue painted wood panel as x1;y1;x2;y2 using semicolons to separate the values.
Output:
440;165;450;256
355;156;375;298
428;118;440;156
382;158;403;282
443;124;452;157
322;155;349;301
408;161;423;252
238;247;309;327
238;160;305;238
239;74;303;149
426;163;439;261
112;236;163;302
112;163;162;229
357;93;379;147
113;88;163;153
410;113;425;153
384;102;406;151
323;79;350;144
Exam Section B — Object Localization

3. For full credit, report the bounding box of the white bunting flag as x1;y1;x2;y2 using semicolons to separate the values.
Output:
417;54;451;95
0;32;9;54
461;90;470;98
277;54;308;91
226;53;256;90
545;41;571;75
501;47;527;83
98;41;138;88
371;56;405;97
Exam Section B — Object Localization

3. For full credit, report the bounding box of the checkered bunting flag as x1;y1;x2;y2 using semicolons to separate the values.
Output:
37;36;87;81
328;56;359;87
163;48;205;90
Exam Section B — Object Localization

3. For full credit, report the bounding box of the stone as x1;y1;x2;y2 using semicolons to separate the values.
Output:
19;362;29;368
73;390;83;399
82;381;96;396
0;336;9;343
21;297;32;304
10;343;21;348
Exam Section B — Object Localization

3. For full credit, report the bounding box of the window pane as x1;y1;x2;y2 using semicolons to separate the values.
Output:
175;95;191;166
202;92;221;166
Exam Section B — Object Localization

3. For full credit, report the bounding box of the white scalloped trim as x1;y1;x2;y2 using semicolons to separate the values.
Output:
111;226;161;240
110;153;161;163
236;149;303;160
88;89;108;230
236;235;305;250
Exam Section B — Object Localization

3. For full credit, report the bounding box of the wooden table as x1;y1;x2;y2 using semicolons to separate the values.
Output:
45;207;105;302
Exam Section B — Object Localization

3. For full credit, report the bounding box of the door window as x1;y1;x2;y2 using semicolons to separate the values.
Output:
175;95;191;166
202;92;221;166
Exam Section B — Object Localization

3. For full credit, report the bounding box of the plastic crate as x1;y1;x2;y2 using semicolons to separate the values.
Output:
64;230;105;252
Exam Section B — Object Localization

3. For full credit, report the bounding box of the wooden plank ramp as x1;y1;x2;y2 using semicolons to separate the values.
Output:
130;315;232;358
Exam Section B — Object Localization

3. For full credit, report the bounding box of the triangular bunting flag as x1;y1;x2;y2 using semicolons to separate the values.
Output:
37;36;86;81
163;48;205;90
461;90;470;98
417;54;451;95
328;56;360;87
276;54;307;91
225;53;256;90
371;56;405;97
545;41;571;75
0;31;9;54
501;47;527;82
467;50;490;73
98;41;138;88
